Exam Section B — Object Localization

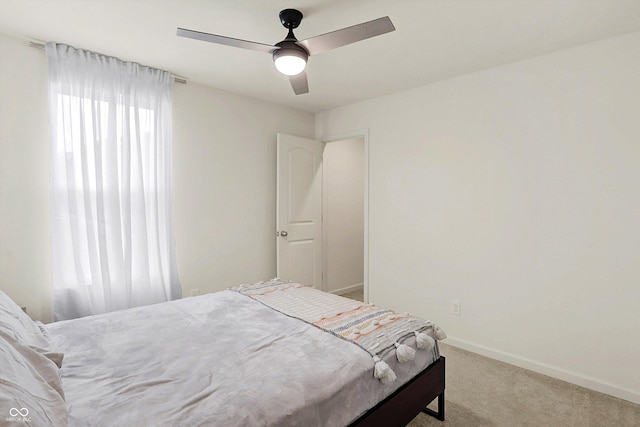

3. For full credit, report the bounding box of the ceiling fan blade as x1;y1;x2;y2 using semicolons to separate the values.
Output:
289;72;309;95
176;28;275;53
298;16;395;56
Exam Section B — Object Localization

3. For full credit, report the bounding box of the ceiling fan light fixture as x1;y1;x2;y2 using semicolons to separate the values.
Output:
177;8;395;95
273;44;308;76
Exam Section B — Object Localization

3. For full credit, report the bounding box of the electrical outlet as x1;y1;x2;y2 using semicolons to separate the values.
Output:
451;299;461;315
190;289;200;297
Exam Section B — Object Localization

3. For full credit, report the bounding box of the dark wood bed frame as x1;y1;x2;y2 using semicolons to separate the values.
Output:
349;356;446;426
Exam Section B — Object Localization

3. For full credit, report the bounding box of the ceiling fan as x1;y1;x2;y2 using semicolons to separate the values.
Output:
177;9;395;95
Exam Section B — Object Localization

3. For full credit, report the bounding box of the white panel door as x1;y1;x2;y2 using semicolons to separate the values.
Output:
276;133;323;288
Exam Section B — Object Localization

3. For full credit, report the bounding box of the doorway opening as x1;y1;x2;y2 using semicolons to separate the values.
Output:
322;135;367;301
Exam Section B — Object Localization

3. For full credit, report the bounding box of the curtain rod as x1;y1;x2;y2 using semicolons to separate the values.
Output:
29;42;188;84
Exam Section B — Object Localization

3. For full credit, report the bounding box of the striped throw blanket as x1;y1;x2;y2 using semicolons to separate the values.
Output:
231;280;446;384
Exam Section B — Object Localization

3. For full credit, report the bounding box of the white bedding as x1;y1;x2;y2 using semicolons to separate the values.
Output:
45;290;439;426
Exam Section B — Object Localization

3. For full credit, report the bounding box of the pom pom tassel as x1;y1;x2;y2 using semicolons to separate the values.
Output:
433;325;447;340
394;342;416;363
414;331;435;350
373;356;397;384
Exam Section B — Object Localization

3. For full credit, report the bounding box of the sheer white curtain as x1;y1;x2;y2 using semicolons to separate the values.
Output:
46;43;182;321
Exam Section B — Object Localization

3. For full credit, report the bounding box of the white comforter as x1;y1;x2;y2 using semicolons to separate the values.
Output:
45;290;438;426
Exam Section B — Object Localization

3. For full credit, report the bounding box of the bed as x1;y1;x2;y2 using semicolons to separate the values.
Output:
0;280;446;426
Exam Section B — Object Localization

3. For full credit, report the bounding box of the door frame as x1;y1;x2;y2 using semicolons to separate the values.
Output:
321;129;370;302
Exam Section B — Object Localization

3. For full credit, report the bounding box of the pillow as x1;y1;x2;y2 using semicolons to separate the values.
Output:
0;331;68;426
0;291;64;367
0;291;50;348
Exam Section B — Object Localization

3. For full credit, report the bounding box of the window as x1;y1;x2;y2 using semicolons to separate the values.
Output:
47;42;181;320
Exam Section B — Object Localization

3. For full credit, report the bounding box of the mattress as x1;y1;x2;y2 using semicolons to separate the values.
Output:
44;286;441;426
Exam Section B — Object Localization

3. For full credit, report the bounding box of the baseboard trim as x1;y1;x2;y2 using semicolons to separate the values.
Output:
331;283;364;296
444;336;640;405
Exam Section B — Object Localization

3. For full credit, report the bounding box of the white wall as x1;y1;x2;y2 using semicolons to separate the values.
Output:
0;33;51;321
316;33;640;404
0;33;315;321
323;137;364;294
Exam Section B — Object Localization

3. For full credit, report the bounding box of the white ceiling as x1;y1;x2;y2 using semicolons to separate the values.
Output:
1;0;639;113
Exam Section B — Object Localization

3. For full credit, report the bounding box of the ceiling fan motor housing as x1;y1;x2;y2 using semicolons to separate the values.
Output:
273;9;309;76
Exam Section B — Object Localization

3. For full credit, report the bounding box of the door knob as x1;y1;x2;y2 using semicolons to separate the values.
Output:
279;231;288;237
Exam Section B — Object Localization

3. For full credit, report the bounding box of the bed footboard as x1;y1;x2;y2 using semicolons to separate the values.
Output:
349;356;446;426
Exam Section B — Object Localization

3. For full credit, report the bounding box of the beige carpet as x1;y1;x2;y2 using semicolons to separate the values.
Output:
341;289;640;427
